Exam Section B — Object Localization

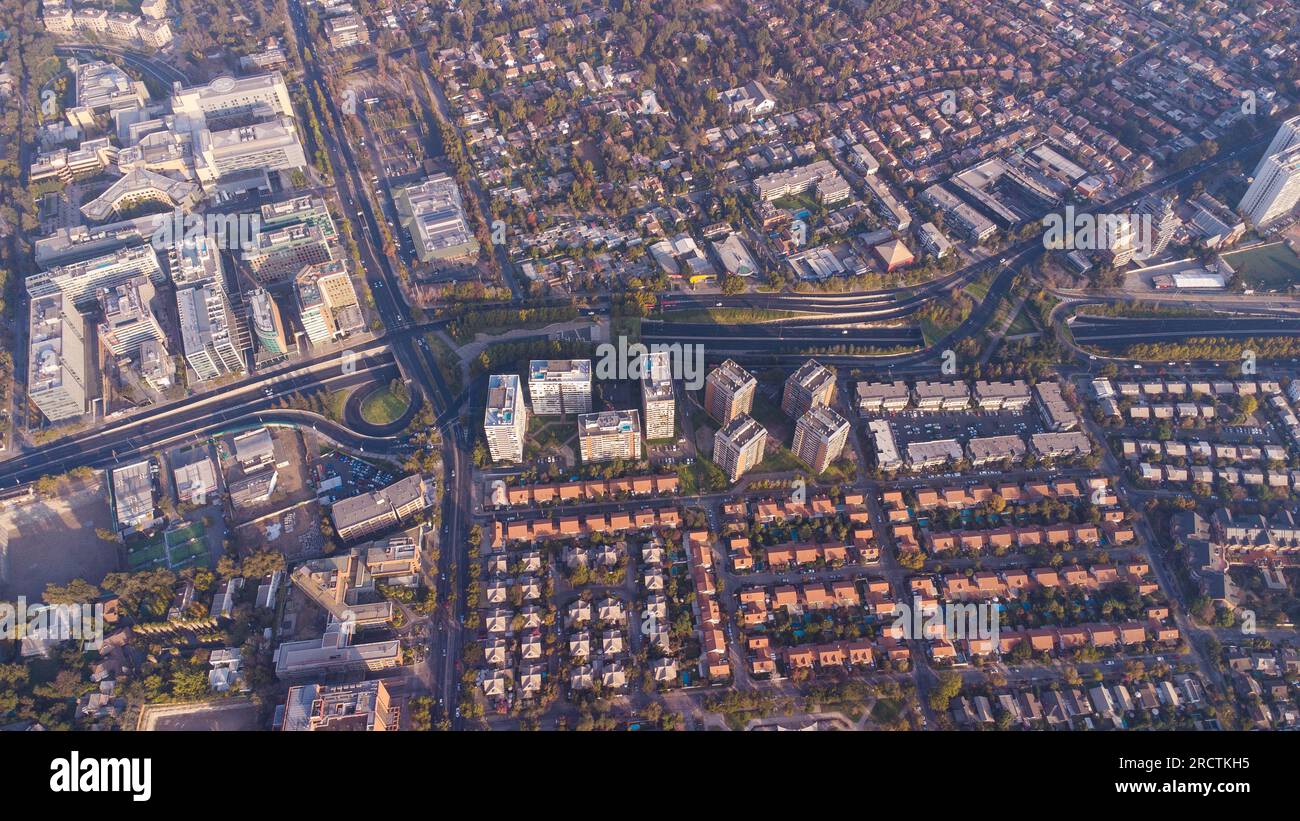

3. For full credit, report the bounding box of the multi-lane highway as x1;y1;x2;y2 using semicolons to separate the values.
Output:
287;0;471;725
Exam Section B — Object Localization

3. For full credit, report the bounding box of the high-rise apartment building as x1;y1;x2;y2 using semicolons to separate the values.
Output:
578;410;642;462
527;359;592;415
713;414;767;482
791;406;851;474
484;374;527;463
703;359;757;424
1133;194;1179;256
781;358;836;418
640;351;675;440
1239;142;1300;228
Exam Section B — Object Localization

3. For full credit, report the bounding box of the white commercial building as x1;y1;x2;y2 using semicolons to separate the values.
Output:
394;174;480;263
27;291;89;423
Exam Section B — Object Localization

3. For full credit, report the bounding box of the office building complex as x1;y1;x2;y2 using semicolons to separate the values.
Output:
484;374;527;463
792;406;850;474
578;410;642;462
713;414;768;482
27;244;163;308
640;351;675;440
170;72;295;123
394;174;480;263
330;475;429;543
704;359;757;424
274;621;401;679
176;282;244;381
97;276;164;357
782;359;836;418
296;261;364;344
527;359;592;415
243;196;338;282
27;291;89;422
249;288;289;355
280;680;397;732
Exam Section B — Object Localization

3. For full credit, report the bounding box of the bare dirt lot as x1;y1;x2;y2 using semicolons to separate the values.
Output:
220;427;316;525
0;479;119;600
137;698;262;731
233;498;325;563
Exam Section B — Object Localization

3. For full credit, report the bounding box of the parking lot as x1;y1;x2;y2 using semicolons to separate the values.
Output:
885;408;1042;450
320;451;399;499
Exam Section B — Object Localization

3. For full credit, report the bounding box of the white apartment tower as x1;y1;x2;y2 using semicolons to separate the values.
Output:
791;406;851;474
484;374;527;463
577;410;642;463
1239;142;1300;228
527;359;592;415
639;351;675;440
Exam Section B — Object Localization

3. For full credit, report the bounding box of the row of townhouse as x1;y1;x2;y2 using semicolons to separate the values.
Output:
854;378;1032;414
940;620;1181;660
1098;377;1282;400
924;521;1134;554
1269;391;1300;450
736;578;890;627
882;476;1116;513
490;507;681;548
1136;463;1300;489
920;560;1159;601
489;473;679;507
687;531;730;682
1120;439;1288;464
729;534;879;571
747;634;911;677
746;491;869;523
1123;403;1217;422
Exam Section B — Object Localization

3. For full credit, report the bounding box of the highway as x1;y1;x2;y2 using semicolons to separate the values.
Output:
1068;314;1300;349
0;357;402;485
287;0;470;726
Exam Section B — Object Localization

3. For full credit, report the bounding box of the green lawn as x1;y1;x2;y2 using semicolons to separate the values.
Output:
127;537;168;571
165;521;209;569
659;307;805;324
920;315;956;347
1222;242;1300;290
360;385;411;425
1005;304;1036;336
756;446;810;474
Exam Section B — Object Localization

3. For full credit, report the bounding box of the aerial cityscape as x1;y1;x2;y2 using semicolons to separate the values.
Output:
0;0;1299;757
